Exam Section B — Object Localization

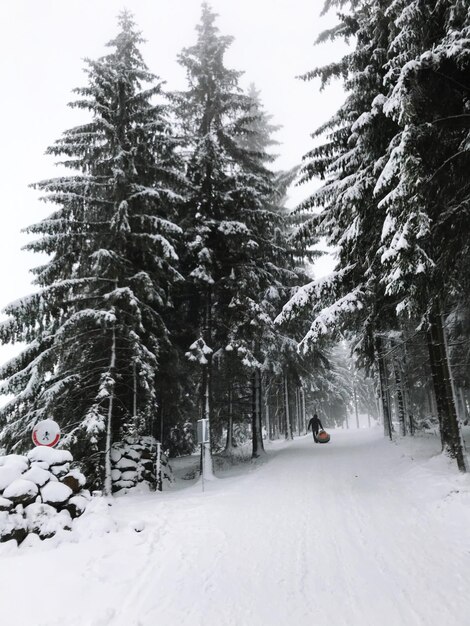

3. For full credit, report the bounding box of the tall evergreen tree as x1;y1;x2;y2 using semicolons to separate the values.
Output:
175;4;301;462
277;0;398;439
377;0;470;468
0;12;186;488
281;0;470;468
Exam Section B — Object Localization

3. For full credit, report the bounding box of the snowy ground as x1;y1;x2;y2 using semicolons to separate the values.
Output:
1;427;470;626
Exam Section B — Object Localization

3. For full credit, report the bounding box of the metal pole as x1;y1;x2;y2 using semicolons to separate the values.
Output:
201;443;205;493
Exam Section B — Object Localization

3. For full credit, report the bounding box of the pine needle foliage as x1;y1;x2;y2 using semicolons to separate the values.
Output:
0;12;186;484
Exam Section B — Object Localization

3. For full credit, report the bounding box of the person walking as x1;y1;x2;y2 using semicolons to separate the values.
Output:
307;413;323;443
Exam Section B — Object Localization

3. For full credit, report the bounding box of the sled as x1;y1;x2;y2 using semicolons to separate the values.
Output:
317;430;330;444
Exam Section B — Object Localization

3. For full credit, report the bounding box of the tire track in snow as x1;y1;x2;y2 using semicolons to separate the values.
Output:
109;501;171;626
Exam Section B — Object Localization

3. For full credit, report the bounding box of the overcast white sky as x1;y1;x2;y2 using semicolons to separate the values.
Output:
0;0;346;360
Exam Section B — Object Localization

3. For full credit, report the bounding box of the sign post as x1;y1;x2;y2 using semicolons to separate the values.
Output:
197;418;209;492
32;419;61;447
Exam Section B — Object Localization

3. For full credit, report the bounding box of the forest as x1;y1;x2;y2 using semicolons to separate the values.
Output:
0;0;469;496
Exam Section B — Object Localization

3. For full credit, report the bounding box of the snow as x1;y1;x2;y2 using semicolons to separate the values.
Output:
64;469;86;487
27;447;73;467
110;449;122;463
0;496;13;511
115;458;138;471
121;470;138;482
0;454;29;471
50;463;70;477
0;429;470;624
0;465;25;491
3;479;38;501
25;503;69;539
40;481;73;505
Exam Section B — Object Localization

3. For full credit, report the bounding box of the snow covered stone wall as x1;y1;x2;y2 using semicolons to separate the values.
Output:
0;447;89;544
111;436;173;494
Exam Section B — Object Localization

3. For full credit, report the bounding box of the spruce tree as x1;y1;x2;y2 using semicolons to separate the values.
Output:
175;4;300;461
282;0;469;468
0;12;185;489
378;0;470;468
277;0;398;439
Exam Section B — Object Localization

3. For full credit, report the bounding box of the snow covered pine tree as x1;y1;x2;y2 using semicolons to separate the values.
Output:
0;12;186;489
279;0;470;469
175;4;306;461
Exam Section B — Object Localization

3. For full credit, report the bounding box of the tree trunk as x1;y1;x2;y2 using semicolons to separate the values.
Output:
104;323;117;496
264;378;271;441
375;392;382;425
391;344;406;437
353;385;359;429
252;368;265;457
402;340;414;436
301;386;306;434
375;335;393;440
132;360;137;418
427;387;436;419
427;307;466;471
225;385;234;451
202;362;214;477
295;387;301;437
201;288;214;478
284;373;293;440
458;387;469;423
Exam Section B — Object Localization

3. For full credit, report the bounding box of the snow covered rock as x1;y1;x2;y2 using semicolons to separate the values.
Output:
24;503;61;539
3;479;39;505
61;469;86;493
0;497;13;512
56;509;72;531
120;470;138;482
0;465;24;492
110;449;122;464
0;448;89;545
31;461;50;470
50;463;71;477
123;448;141;462
65;495;88;519
27;447;73;468
115;457;138;471
110;436;173;493
131;520;145;533
0;454;29;472
40;481;73;506
0;512;27;544
73;498;116;539
22;466;52;487
114;480;135;490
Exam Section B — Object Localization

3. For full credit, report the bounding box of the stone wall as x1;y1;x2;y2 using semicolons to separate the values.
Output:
111;436;173;493
0;447;89;544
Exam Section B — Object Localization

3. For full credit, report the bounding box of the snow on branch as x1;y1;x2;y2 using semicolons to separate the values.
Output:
275;265;354;326
186;337;213;365
298;287;365;353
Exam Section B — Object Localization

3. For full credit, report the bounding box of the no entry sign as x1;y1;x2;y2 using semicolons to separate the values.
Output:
32;419;61;447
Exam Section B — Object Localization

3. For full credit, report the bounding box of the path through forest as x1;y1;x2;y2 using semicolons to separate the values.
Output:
1;428;470;626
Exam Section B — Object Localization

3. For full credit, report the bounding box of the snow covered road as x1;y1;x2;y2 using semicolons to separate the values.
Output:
2;428;470;626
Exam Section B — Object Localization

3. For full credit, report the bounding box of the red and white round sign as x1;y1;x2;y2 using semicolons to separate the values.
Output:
32;419;61;447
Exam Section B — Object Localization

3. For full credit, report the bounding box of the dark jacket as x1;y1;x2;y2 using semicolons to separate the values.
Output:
308;416;323;432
